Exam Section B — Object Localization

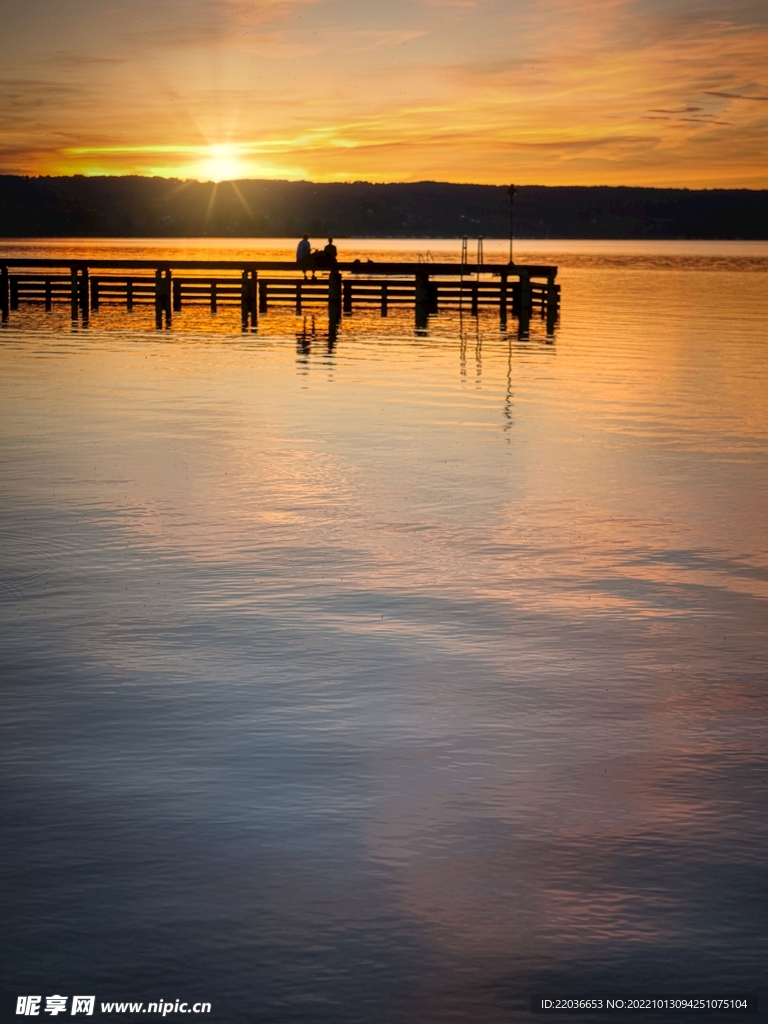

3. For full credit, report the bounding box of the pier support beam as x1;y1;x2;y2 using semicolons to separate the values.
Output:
519;271;531;316
173;279;182;312
343;279;352;314
79;266;89;319
546;275;559;319
415;270;430;331
90;276;99;312
70;267;78;319
241;268;256;329
328;272;342;343
155;268;171;327
499;272;508;328
328;270;342;320
415;270;430;309
518;271;531;338
0;266;8;320
259;280;268;313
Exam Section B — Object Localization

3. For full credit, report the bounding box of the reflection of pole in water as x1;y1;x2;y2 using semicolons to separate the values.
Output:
327;308;339;353
546;303;557;342
459;307;467;378
503;336;513;436
296;314;314;362
475;316;482;384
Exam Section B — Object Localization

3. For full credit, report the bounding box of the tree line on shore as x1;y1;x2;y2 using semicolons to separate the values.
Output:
1;176;766;239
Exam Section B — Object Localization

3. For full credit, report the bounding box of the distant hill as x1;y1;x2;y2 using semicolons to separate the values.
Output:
1;176;766;239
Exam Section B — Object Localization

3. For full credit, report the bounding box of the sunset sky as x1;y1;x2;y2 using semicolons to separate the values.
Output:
2;0;767;186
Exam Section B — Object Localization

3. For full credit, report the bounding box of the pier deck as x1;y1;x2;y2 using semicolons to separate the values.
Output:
0;258;559;332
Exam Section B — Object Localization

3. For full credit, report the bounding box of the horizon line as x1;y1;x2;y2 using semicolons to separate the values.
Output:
2;174;767;193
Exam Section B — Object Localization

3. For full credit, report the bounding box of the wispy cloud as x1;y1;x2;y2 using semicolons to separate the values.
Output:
705;90;768;101
1;0;767;185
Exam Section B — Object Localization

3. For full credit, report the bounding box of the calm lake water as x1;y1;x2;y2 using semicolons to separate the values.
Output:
1;239;767;1023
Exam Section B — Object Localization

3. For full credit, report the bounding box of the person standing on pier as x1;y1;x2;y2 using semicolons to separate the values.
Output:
296;234;313;279
323;238;338;267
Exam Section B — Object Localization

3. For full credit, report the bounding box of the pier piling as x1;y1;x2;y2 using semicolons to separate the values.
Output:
69;267;78;319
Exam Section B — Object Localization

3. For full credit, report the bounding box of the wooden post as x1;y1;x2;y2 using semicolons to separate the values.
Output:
328;270;342;319
250;270;257;325
259;279;268;313
343;279;352;313
519;271;531;317
91;276;99;312
470;281;478;317
241;269;257;328
45;278;52;312
0;266;8;320
295;280;302;314
126;279;134;312
415;270;429;309
210;280;217;313
240;270;248;328
155;269;171;327
70;267;78;318
79;266;89;318
546;304;557;338
10;276;19;311
546;274;558;316
415;270;430;330
155;269;163;327
518;270;531;338
381;282;388;317
499;272;507;324
173;279;182;312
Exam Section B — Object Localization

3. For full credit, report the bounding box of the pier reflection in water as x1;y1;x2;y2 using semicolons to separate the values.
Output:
1;240;767;1023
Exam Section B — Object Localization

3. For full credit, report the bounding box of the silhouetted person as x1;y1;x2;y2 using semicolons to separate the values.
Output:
323;238;338;267
296;234;312;279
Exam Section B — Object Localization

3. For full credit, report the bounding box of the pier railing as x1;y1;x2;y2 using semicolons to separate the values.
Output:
0;259;559;332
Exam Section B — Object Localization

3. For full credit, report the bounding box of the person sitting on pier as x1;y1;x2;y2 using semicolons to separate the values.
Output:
296;234;314;279
323;238;338;267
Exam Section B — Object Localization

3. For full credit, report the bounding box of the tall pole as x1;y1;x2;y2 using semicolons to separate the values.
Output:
508;184;517;264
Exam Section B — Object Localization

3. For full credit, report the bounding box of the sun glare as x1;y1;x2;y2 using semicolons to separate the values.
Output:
197;145;246;182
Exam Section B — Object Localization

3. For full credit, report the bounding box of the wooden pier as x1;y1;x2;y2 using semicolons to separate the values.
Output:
0;258;559;332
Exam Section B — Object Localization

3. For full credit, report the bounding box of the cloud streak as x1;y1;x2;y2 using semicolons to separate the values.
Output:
0;0;766;185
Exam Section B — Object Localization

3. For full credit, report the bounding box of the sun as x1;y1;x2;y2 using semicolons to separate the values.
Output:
196;145;247;182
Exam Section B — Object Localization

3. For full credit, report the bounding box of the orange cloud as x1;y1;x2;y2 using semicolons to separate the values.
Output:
0;0;766;185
